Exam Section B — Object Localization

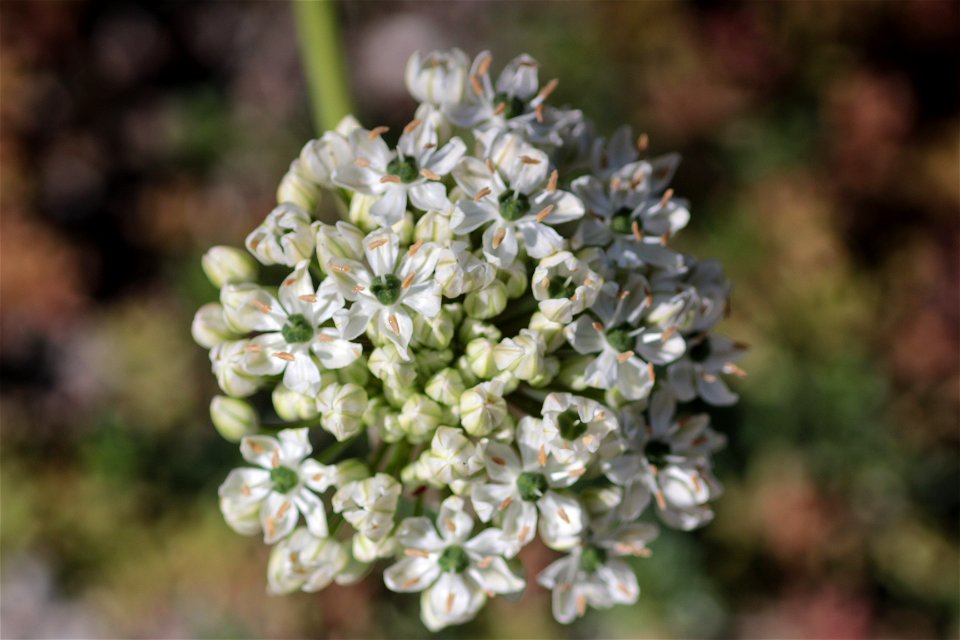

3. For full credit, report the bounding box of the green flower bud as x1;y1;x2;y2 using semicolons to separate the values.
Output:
425;368;466;406
353;533;397;563
455;355;480;388
336;356;370;387
458;318;502;344
528;311;567;352
210;395;259;442
493;370;520;395
277;159;322;214
201;246;258;289
364;397;405;442
398;394;444;443
414;210;454;244
318;383;368;441
347;193;380;232
498;261;528;298
464;280;507;319
272;383;321;422
465;339;498;379
381;383;409;410
581;486;624;516
527;356;560;388
492;329;545;381
459;381;507;437
412;307;455;350
335;459;372;485
415;348;454;380
556;354;595;391
444;303;464;326
489;412;517;443
367;345;417;389
191;303;238;349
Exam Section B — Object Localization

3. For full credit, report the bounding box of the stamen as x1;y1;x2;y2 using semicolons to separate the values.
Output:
692;473;702;493
492;227;506;249
265;517;276;539
557;508;571;524
617;583;632;597
328;262;351;273
244;343;262;353
407;239;424;256
569;467;586;478
637;133;649;152
445;518;456;533
469;74;483;96
352;285;365;293
402;272;416;289
582;435;594;447
485;159;496;173
420;168;441;181
644;288;653;306
422;143;436;150
251;299;271;313
724;363;747;378
659;188;674;208
617;351;634;363
380;175;401;184
403;119;422;134
619;290;631;301
519;155;541;164
367;238;389;250
535;204;554;222
662;326;677;341
477;53;493;76
592;321;604;332
402;577;420;589
498;496;513;511
241;485;251;496
535;103;545;122
404;548;430;558
249;238;260;250
271;449;280;468
276;500;291;518
538;78;559;101
476;556;494;569
354;157;370;168
546;169;558;192
316;333;334;343
537;445;547;467
576;595;587;617
367;126;389;140
631;220;643;241
247;441;264;453
493;101;507;116
519;525;531;541
703;373;718;383
298;294;318;302
648;363;656;381
490;456;506;466
388;315;400;335
610;176;623;191
274;352;296;361
655;490;666;510
474;186;492;202
284;277;297;286
660;231;670;246
446;592;456;614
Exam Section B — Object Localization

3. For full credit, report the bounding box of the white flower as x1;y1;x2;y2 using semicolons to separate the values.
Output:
332;473;401;542
297;116;359;189
418;427;483;487
522;393;618;467
210;339;261;397
383;496;524;631
333;121;465;226
493;329;546;381
531;251;602;324
666;334;745;406
267;528;348;594
245;203;317;267
202;246;258;287
317;383;368;441
324;226;441;358
471;432;587;555
218;428;334;544
405;48;470;106
537;523;657;624
192;303;238;349
564;278;685;400
451;131;584;266
221;262;360;395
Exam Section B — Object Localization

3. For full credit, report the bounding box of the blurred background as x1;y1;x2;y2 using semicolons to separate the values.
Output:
1;1;957;638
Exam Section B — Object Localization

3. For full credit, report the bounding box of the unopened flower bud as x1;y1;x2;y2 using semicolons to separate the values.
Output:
272;383;321;422
527;356;560;388
465;339;498;379
318;383;368;441
336;357;370;387
528;311;567;352
398;394;444;443
332;473;400;542
412;307;455;349
368;344;417;389
459;381;507;437
414;348;454;380
493;370;521;395
425;368;466;406
455;355;481;388
347;193;380;232
458;318;502;343
334;459;371;486
493;329;545;381
556;354;594;391
581;485;624;516
277;159;322;214
464;280;507;319
210;395;259;442
191;303;237;349
364;397;405;442
421;426;482;484
498;260;528;298
353;533;398;563
202;246;258;288
414;210;454;244
246;203;315;267
210;340;261;397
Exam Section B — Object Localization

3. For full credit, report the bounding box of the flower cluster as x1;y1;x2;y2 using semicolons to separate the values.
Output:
192;48;744;630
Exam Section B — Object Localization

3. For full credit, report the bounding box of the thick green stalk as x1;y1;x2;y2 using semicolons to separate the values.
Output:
293;0;353;134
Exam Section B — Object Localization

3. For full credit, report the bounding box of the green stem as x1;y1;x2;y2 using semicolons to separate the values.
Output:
317;434;360;464
368;441;389;472
385;440;413;477
293;0;353;134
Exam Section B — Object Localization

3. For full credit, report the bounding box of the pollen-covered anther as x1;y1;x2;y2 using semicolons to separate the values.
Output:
547;169;559;192
388;315;400;335
631;220;643;241
519;155;541;165
446;592;456;614
617;583;632;597
610;176;623;190
420;168;441;181
354;157;370;168
252;299;272;313
569;467;586;478
492;227;506;249
619;290;631;301
476;556;494;569
368;238;389;250
576;595;587;617
404;548;430;558
494;101;507;116
380;175;402;184
274;351;296;361
661;326;677;341
485;159;496;173
445;518;456;533
535;204;554;222
477;53;493;76
724;363;747;378
703;373;718;383
617;351;634;363
582;435;595;447
328;262;351;273
538;78;558;101
537;445;547;467
498;496;513;511
491;456;506;466
244;343;262;353
592;321;604;332
469;74;483;96
535;103;545;122
407;239;424;256
298;294;318;303
316;333;334;343
660;232;670;246
474;186;492;202
659;188;674;208
403;119;422;134
271;449;280;468
655;490;666;510
402;272;416;289
352;285;365;293
367;126;389;140
637;132;649;152
648;363;656;381
241;484;251;496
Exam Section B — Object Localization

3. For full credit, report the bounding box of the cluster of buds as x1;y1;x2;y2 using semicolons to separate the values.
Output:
192;49;744;630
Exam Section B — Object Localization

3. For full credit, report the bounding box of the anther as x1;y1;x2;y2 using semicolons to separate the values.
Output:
617;351;634;363
546;169;558;192
637;133;649;152
403;119;422;134
407;239;424;256
274;352;295;361
367;126;389;140
252;299;271;313
474;186;492;202
352;285;365;293
354;157;370;168
367;238;389;250
538;445;547;467
402;272;416;289
469;74;483;96
592;322;604;332
494;101;507;116
329;262;350;273
388;315;400;335
538;78;558;101
298;294;318;302
519;155;541;164
535;103;545;122
404;548;430;558
631;220;643;241
659;188;674;208
420;168;441;181
535;204;554;223
498;496;513;511
271;449;280;468
380;175;401;184
492;227;506;249
477;53;493;76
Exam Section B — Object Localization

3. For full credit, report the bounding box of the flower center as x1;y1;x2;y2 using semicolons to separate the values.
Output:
610;207;634;235
557;409;587;440
579;546;608;573
644;440;671;468
493;92;526;120
386;155;420;183
281;313;313;343
516;471;548;501
370;274;403;306
498;191;531;221
689;339;711;363
547;277;576;299
437;545;469;573
270;465;299;494
605;326;634;353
